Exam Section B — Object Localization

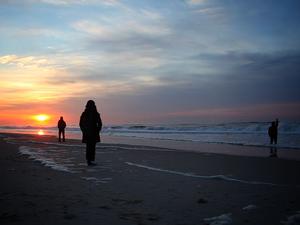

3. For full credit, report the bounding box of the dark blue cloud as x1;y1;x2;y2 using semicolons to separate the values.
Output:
99;50;300;114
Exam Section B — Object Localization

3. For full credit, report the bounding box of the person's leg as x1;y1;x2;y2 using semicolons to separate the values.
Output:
58;130;61;142
86;142;96;165
90;142;96;161
62;130;65;142
270;136;274;144
86;143;90;162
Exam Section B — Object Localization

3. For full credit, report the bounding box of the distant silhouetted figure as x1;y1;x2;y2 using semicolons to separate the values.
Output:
80;100;102;166
268;118;279;144
57;116;66;142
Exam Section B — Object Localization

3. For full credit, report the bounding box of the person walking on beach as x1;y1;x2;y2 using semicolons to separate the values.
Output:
57;116;66;142
79;100;102;166
268;118;279;144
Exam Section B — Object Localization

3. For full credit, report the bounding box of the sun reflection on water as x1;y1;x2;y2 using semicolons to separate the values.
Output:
37;130;45;135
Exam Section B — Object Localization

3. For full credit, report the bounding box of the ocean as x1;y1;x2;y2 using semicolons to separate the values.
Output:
1;121;300;149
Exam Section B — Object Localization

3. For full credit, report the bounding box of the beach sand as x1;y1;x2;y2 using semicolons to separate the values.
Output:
0;133;300;225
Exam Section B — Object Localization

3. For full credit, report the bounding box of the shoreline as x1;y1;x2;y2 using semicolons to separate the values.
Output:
101;135;300;161
1;125;300;151
2;131;300;161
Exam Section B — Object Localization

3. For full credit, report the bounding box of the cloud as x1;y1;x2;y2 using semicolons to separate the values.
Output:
166;103;300;121
72;20;114;38
140;9;163;20
70;11;172;73
1;0;300;124
192;50;300;71
193;6;226;21
113;49;300;118
0;0;120;6
194;6;222;14
71;5;171;48
0;53;100;105
0;25;62;38
39;0;87;5
0;55;50;68
14;28;64;38
72;17;170;40
186;0;207;5
185;50;300;104
0;53;99;71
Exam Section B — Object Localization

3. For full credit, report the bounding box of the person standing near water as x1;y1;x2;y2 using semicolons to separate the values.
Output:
57;116;66;142
268;118;279;144
79;100;102;166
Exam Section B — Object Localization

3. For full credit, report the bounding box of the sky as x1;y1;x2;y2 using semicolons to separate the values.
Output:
0;0;300;126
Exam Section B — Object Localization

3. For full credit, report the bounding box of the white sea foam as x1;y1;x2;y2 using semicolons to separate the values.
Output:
125;162;286;186
17;143;114;183
242;204;257;210
281;211;300;225
81;176;99;182
81;176;112;184
204;213;232;225
19;146;74;173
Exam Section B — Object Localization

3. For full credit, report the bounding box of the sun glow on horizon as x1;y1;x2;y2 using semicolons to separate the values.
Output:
34;114;50;122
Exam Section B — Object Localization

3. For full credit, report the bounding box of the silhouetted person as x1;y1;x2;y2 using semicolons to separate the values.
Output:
57;116;66;142
268;118;279;144
79;100;102;166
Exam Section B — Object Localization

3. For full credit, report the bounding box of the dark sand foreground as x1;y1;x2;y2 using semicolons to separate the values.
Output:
1;133;300;225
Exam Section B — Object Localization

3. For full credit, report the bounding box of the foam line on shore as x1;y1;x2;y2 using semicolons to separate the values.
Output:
19;146;74;173
203;213;232;225
125;162;288;187
281;211;300;225
81;176;112;184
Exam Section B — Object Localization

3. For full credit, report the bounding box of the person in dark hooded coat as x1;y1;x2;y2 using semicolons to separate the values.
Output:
79;100;102;166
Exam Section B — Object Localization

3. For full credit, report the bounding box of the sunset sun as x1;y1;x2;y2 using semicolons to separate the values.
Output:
34;114;50;122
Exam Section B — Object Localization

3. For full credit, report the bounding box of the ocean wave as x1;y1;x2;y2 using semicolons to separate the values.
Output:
105;122;300;135
1;122;300;149
1;122;300;134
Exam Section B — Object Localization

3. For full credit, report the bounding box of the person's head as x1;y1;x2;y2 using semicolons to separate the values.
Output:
272;121;276;127
60;116;63;120
85;100;98;113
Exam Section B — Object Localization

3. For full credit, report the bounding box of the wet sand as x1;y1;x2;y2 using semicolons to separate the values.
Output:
101;135;300;161
0;133;300;225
